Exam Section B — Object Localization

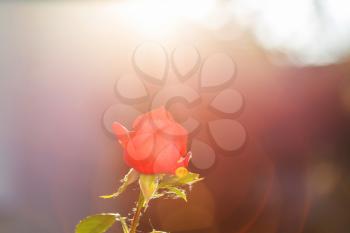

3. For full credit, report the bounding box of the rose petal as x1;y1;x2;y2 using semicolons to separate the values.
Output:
153;144;181;174
135;108;174;135
148;107;172;129
126;107;189;174
127;132;155;161
163;122;188;137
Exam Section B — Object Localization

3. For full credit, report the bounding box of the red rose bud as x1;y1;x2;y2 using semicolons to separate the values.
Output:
112;107;191;174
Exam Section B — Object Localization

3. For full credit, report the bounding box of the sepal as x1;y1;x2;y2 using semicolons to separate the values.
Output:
100;169;139;199
159;172;203;188
162;186;187;202
139;174;159;203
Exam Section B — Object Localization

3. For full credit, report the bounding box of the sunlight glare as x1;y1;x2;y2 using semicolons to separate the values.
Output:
116;0;215;38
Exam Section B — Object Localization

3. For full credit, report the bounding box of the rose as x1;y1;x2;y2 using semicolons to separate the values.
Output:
112;107;191;174
76;107;201;233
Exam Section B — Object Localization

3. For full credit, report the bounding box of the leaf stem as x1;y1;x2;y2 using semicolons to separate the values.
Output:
130;191;145;233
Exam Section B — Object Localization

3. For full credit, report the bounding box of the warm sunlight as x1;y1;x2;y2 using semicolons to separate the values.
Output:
115;0;215;38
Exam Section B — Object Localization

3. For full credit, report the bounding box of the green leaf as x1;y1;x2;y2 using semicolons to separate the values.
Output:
159;172;203;188
139;174;159;203
75;213;117;233
100;168;139;199
165;187;187;202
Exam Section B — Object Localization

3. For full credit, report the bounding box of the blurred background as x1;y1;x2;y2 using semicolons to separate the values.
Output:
1;1;350;233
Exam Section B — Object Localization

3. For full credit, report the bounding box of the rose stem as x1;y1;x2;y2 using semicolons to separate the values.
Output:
130;191;145;233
